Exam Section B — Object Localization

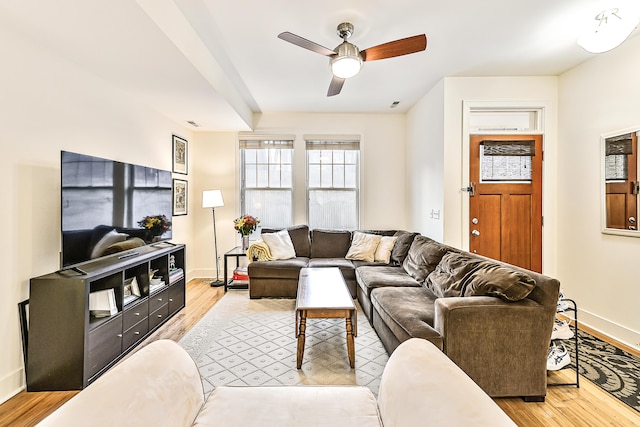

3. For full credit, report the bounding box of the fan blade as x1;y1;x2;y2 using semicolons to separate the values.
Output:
278;32;336;56
361;34;427;61
327;76;345;97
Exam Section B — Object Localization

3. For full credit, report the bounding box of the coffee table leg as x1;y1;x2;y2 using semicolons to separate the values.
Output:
346;315;355;368
296;311;306;369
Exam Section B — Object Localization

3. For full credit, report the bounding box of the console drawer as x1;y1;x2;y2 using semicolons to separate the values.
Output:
168;283;185;316
149;289;168;313
123;301;149;331
88;315;122;379
149;304;169;330
123;317;149;350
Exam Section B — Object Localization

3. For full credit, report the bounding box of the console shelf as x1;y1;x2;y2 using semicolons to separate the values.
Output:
27;244;186;391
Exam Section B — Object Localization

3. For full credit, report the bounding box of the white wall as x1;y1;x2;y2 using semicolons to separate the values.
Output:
441;76;559;268
557;36;640;349
406;76;559;272
190;112;409;278
0;24;195;402
406;80;445;240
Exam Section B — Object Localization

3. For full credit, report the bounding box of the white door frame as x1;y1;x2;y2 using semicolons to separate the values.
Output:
461;101;550;256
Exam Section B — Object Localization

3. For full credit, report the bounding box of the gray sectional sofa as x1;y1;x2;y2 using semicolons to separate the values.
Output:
248;225;560;400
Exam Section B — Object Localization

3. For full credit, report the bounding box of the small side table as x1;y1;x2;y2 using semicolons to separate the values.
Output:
223;246;248;292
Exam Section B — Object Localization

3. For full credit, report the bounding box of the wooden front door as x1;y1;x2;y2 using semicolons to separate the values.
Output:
605;133;638;230
469;135;543;273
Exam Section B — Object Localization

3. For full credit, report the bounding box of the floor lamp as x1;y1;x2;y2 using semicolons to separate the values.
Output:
202;190;225;287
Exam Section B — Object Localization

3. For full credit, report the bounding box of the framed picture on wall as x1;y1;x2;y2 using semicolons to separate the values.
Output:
173;179;188;216
172;135;188;174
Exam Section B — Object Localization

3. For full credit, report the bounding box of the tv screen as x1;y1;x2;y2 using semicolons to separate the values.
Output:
61;151;173;268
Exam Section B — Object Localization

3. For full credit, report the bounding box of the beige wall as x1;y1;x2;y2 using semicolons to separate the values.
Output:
1;23;195;402
557;35;640;348
406;79;445;241
190;112;409;278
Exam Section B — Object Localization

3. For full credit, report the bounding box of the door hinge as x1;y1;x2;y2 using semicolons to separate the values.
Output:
461;182;476;197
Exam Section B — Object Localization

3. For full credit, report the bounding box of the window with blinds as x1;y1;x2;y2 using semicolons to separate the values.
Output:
480;140;535;182
605;134;633;182
239;136;294;233
305;136;360;230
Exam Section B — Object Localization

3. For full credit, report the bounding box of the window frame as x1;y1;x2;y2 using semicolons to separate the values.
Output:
239;137;295;233
305;137;361;230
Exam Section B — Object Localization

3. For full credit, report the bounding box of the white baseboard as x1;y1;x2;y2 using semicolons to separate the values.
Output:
578;308;640;352
0;367;25;405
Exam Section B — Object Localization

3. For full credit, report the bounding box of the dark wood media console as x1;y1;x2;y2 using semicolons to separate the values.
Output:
27;244;186;391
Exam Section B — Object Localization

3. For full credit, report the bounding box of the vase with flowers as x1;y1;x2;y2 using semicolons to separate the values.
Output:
138;214;172;242
234;214;260;250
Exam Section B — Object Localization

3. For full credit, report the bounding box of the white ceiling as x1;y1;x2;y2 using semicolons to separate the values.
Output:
2;0;639;131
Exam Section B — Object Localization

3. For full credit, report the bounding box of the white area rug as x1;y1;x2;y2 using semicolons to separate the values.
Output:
179;290;389;396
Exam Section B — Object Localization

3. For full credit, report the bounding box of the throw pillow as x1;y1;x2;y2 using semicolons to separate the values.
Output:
346;232;382;262
374;236;398;264
261;229;296;260
424;252;485;298
402;235;449;283
390;231;418;265
90;229;128;259
461;262;536;301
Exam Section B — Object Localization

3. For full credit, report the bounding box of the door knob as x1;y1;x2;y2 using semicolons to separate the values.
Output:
471;230;480;236
472;218;478;224
629;217;636;224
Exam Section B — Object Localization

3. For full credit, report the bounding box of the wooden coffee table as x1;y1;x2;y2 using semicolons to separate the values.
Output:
295;267;357;369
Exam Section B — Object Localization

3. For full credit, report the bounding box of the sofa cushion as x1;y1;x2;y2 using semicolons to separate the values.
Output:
350;260;392;269
371;287;441;343
262;229;296;260
424;252;486;298
307;258;356;283
358;229;397;237
262;225;310;258
461;261;537;301
425;252;537;301
402;236;449;283
390;231;418;266
374;236;398;264
195;386;381;427
311;229;352;258
346;232;382;262
356;266;421;297
247;257;309;280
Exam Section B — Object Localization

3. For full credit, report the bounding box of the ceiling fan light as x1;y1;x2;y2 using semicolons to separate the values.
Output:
330;42;363;79
577;8;639;53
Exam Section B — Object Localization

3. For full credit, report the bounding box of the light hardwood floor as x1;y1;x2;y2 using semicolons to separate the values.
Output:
1;279;638;426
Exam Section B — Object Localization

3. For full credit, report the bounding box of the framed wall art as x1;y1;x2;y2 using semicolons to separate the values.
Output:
172;135;188;174
173;178;188;216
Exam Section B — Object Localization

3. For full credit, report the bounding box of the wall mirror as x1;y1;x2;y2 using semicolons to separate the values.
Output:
602;128;639;236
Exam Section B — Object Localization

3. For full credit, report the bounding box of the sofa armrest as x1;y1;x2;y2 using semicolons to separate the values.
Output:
377;338;516;427
433;296;555;397
37;340;205;427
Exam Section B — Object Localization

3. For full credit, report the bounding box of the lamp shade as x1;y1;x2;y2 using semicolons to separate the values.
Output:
202;190;224;208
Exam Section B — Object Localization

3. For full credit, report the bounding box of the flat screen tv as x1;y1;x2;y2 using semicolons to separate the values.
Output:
61;151;173;269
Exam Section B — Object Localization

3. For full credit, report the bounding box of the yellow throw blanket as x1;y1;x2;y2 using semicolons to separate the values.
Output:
247;239;274;262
